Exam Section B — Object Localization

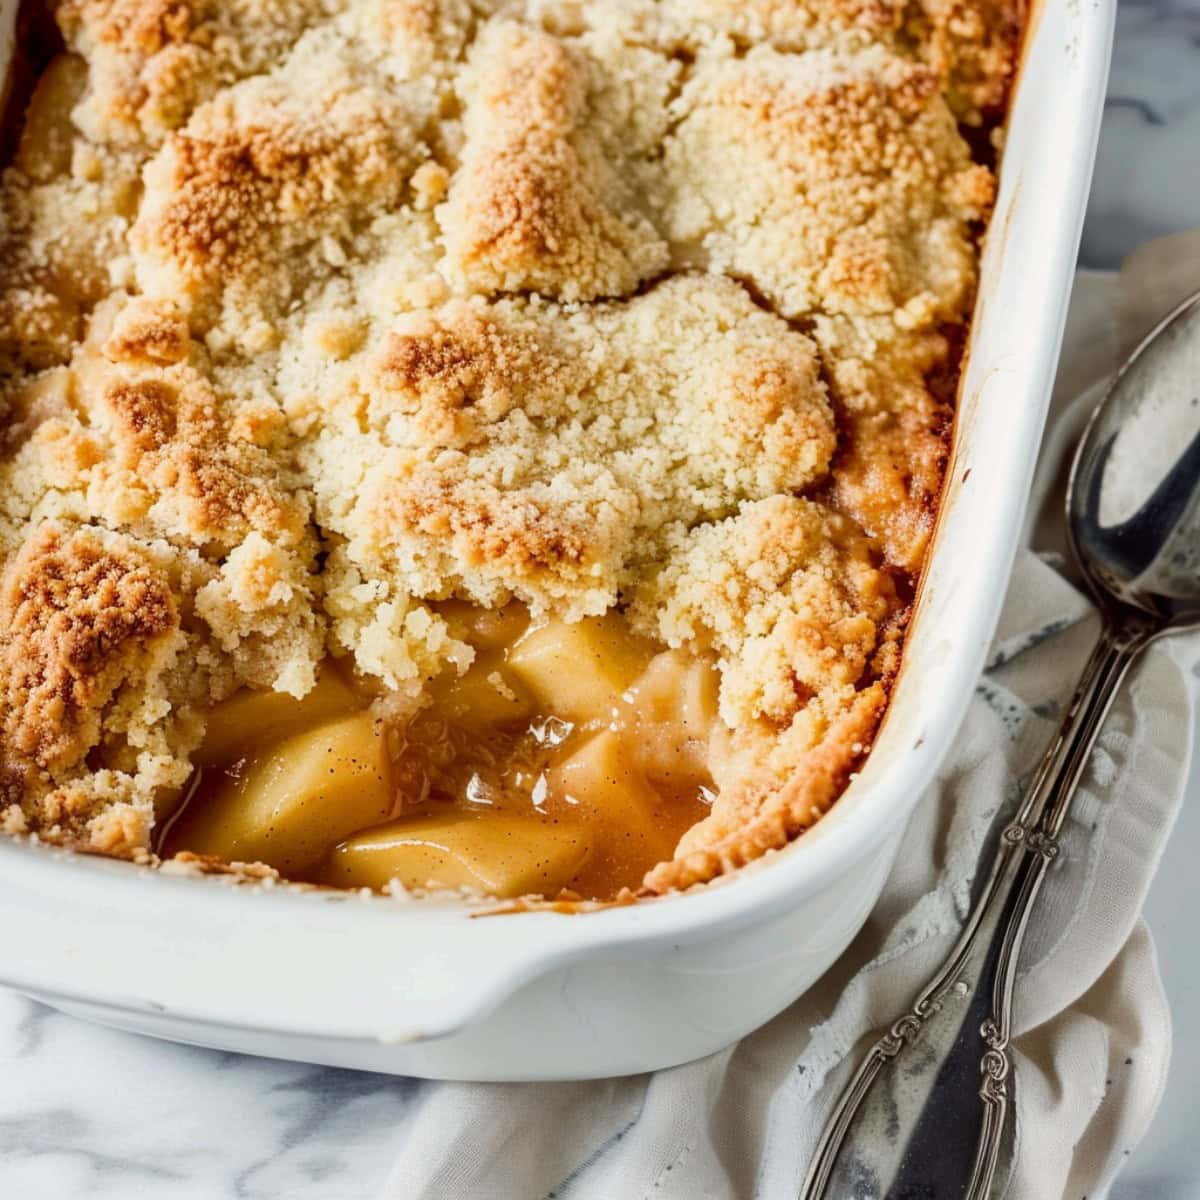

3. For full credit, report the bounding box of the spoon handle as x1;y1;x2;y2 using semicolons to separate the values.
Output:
801;620;1150;1200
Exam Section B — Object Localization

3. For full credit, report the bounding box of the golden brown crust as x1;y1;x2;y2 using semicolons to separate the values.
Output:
375;302;558;447
0;522;178;777
440;20;670;300
131;34;426;340
312;274;835;634
660;43;992;325
0;1;1018;888
583;0;1019;123
643;686;886;893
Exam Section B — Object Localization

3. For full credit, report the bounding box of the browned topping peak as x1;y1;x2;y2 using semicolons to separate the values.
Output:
442;21;669;300
376;303;558;446
0;523;178;776
63;0;199;52
105;379;178;451
130;37;424;333
85;364;304;548
139;119;398;302
102;298;191;365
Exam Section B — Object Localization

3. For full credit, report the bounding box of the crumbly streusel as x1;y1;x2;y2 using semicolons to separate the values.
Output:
0;0;1018;892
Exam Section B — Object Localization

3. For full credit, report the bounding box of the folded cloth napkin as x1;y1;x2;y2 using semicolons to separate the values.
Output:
380;243;1200;1200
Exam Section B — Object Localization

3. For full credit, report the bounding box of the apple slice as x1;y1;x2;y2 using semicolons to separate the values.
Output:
169;712;392;873
549;730;676;857
17;54;87;183
625;650;720;787
435;600;531;651
629;650;719;733
507;614;655;722
194;667;360;766
430;650;534;731
322;812;591;897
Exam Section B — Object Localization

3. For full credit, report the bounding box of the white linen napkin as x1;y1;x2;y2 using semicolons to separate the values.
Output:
379;243;1200;1200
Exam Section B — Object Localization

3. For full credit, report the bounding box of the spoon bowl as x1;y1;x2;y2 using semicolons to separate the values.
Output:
1069;288;1200;630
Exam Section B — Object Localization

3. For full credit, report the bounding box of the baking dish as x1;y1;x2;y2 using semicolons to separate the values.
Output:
0;0;1114;1080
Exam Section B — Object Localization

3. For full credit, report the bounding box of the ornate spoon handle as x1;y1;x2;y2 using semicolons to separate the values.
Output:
801;620;1150;1200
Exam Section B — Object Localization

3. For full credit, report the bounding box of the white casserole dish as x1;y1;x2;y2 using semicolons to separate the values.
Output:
0;0;1114;1081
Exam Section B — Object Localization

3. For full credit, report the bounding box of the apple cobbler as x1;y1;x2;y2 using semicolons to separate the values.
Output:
0;0;1019;901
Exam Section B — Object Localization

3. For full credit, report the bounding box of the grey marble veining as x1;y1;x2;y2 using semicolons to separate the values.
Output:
0;989;417;1198
1082;0;1200;269
3;6;1200;1199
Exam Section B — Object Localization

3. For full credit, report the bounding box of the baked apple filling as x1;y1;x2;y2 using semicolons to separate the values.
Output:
160;608;716;900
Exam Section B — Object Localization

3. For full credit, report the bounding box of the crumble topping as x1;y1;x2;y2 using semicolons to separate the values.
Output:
659;43;993;324
0;0;1018;888
591;0;1018;122
637;496;897;728
307;274;836;660
131;26;434;343
440;19;674;301
0;521;179;776
56;0;344;147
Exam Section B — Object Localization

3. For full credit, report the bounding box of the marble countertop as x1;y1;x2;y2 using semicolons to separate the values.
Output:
4;5;1200;1197
1081;0;1200;271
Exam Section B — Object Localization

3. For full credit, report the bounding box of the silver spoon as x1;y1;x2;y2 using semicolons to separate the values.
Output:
802;287;1200;1200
